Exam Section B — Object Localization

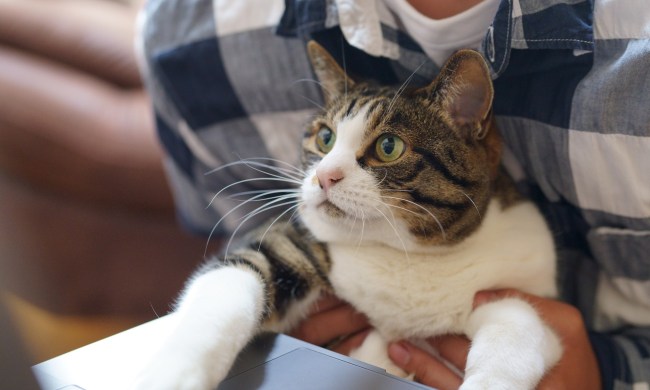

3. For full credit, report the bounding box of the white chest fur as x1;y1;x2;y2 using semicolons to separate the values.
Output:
327;200;557;340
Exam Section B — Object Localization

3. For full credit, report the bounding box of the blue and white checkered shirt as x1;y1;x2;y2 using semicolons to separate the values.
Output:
139;0;650;387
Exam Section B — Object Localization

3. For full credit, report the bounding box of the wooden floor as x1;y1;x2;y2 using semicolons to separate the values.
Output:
4;293;143;364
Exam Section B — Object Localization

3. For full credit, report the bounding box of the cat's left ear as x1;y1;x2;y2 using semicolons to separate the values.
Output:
307;41;356;106
418;50;494;139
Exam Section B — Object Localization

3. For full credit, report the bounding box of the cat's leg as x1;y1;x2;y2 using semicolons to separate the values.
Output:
461;297;562;390
349;330;411;378
132;218;330;390
132;266;265;390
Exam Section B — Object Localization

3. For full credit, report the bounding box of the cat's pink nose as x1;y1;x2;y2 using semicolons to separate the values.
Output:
316;167;344;194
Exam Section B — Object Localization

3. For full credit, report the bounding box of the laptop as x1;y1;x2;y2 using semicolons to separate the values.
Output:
32;315;430;390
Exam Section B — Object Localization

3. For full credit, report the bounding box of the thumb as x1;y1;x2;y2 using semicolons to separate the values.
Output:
388;342;462;390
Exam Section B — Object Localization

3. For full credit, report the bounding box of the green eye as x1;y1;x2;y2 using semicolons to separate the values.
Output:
316;127;336;153
375;134;405;162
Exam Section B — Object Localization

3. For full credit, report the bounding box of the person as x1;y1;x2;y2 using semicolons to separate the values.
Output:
137;0;650;388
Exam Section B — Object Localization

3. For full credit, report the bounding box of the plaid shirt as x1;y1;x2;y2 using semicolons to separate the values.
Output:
139;0;650;387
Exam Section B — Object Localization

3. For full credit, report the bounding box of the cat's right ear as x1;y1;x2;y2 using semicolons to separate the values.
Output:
307;41;355;106
418;50;494;140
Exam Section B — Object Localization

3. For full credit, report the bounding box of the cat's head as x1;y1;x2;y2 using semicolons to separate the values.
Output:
299;41;500;252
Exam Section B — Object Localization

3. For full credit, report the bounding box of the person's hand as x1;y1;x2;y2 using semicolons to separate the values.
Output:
289;293;371;354
387;289;602;390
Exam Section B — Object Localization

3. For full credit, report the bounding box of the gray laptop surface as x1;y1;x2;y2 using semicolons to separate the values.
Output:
219;333;428;389
33;316;429;390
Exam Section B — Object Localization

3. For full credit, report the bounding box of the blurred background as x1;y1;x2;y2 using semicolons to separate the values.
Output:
0;0;216;364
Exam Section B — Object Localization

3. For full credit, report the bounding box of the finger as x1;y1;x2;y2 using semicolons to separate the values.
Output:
289;304;369;346
310;293;347;313
428;334;470;371
388;342;462;390
474;288;563;308
473;288;519;308
331;329;371;355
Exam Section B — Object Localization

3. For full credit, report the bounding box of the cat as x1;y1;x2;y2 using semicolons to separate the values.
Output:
133;42;561;390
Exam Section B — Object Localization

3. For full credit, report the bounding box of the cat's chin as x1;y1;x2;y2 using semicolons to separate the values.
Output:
299;203;404;247
299;203;363;242
316;200;347;219
300;204;460;254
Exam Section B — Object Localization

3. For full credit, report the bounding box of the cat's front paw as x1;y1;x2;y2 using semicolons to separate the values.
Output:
459;372;535;390
460;374;521;390
131;353;223;390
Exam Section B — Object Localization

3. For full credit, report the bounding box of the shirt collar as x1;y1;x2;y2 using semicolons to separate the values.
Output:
278;0;594;76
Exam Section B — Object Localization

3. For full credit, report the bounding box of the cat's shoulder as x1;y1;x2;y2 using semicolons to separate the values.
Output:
493;169;525;210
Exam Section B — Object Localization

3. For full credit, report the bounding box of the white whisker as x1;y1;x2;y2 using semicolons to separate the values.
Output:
374;206;411;262
384;60;428;118
236;161;304;182
237;196;299;223
203;156;306;257
228;189;301;201
204;191;299;256
206;159;305;183
347;209;358;236
287;204;302;224
207;177;301;209
340;37;348;100
224;198;300;258
291;78;326;89
353;208;367;255
381;201;428;237
296;94;326;111
461;191;482;219
239;157;307;176
291;78;333;107
257;203;302;251
381;195;447;241
376;169;389;186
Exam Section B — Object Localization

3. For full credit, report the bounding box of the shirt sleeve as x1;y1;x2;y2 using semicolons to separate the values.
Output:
590;328;650;388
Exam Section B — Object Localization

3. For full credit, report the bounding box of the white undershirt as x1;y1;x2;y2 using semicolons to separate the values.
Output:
382;0;500;66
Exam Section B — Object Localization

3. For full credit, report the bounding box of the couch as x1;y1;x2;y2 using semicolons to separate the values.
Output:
0;0;217;322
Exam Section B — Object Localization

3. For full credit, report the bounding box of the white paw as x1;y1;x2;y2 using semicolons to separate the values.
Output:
460;374;519;390
130;352;222;390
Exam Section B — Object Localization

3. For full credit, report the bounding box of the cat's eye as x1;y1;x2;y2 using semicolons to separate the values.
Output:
375;134;405;162
316;127;336;153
